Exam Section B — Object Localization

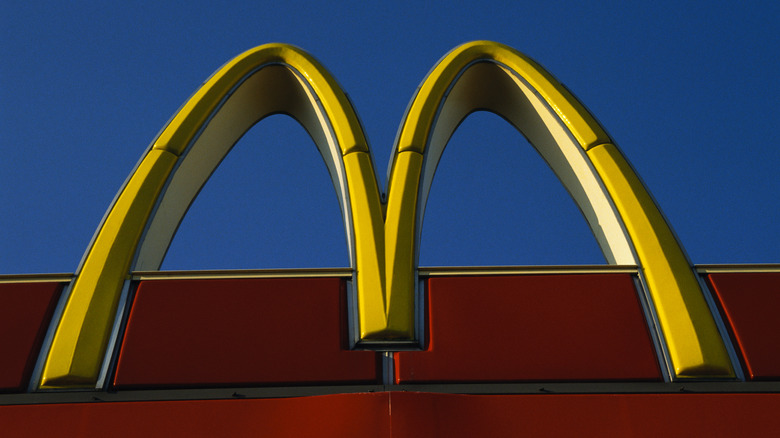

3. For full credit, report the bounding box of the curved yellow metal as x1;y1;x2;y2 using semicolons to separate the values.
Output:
40;150;177;387
39;44;386;388
40;41;734;389
388;41;734;378
587;144;733;378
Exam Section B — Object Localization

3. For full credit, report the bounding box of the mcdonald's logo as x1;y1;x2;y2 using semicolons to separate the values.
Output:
36;41;737;389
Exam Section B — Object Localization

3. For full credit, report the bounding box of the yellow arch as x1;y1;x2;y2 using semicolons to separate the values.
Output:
39;41;734;389
39;44;386;388
386;41;734;379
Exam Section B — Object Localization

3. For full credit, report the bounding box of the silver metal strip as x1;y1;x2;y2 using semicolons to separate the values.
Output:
632;274;672;383
382;352;395;386
131;268;352;281
419;265;638;276
22;264;780;283
0;274;73;284
695;273;745;381
95;279;134;390
416;276;426;350
346;278;360;349
4;381;780;406
27;280;75;392
695;264;780;274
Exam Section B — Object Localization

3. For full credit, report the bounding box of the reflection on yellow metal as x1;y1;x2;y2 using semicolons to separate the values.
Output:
396;41;611;154
41;41;733;389
152;44;368;157
343;151;387;339
382;151;422;340
40;44;390;389
41;149;177;388
391;41;733;379
588;144;734;377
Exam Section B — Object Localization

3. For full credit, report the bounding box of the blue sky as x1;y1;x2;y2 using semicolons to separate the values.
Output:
1;1;778;274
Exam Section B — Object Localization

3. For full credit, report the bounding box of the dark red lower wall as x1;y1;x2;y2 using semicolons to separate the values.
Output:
2;392;779;437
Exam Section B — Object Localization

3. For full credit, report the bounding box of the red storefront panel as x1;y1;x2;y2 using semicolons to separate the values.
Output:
396;274;660;382
114;278;379;387
0;282;62;391
707;272;780;379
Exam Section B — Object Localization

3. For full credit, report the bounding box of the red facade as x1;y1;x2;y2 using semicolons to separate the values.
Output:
2;270;779;436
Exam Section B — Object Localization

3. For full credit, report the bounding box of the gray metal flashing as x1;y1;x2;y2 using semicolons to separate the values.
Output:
418;265;638;276
696;264;780;273
0;274;73;284
4;382;780;406
130;268;353;280
6;264;777;283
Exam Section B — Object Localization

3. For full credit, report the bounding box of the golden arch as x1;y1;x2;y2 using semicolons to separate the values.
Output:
40;44;385;388
40;42;733;389
387;41;733;379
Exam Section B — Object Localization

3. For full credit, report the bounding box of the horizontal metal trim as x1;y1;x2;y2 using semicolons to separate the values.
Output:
0;273;73;284
4;382;780;405
4;264;778;284
135;265;643;280
2;385;385;405
394;381;780;394
695;264;780;274
131;268;354;280
418;265;639;276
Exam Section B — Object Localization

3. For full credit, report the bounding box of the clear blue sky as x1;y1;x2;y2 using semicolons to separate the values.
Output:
1;1;778;274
